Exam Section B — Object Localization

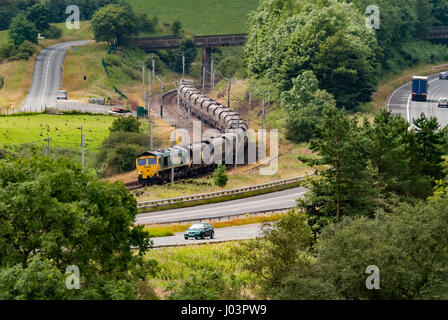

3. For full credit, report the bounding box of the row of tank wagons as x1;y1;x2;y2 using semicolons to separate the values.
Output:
179;80;248;132
136;134;246;184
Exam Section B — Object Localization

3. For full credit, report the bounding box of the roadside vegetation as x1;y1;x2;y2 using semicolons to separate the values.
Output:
144;213;285;238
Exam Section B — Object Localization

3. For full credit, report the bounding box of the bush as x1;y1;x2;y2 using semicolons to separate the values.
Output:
0;75;4;90
41;25;62;39
13;40;36;60
109;116;141;133
103;53;122;67
213;164;228;188
96;131;150;176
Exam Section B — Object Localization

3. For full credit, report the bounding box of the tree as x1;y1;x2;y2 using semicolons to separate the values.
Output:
171;20;182;37
233;211;320;299
91;4;139;46
0;0;18;30
8;14;38;47
0;156;154;299
281;71;337;143
410;113;448;181
298;110;378;227
96;132;151;176
170;38;197;73
245;0;378;109
316;199;448;300
26;3;51;32
109;116;141;133
213;164;228;188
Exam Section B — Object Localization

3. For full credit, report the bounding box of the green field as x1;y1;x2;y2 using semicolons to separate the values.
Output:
0;114;115;150
0;30;8;47
127;0;259;35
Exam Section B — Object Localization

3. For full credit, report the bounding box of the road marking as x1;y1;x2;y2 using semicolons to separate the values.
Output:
40;49;56;108
136;191;305;223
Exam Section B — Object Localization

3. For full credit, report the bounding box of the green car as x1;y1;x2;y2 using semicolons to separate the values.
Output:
184;222;215;240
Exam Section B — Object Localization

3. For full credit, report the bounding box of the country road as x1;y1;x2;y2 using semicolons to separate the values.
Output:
152;223;265;248
136;187;306;225
21;40;89;112
388;72;448;127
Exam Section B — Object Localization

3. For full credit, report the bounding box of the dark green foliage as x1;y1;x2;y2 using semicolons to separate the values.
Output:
41;25;62;39
109;116;141;133
0;0;19;30
0;75;4;90
213;164;228;188
8;13;37;47
233;211;317;299
315;199;448;300
26;3;50;32
96;131;150;176
245;0;379;109
167;269;241;300
217;56;246;79
238;198;448;300
299;111;448;231
136;13;158;33
0;156;154;299
91;4;139;46
281;71;337;143
171;20;182;37
299;109;378;226
411;113;448;181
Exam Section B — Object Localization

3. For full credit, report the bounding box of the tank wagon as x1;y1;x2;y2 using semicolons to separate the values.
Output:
136;79;249;186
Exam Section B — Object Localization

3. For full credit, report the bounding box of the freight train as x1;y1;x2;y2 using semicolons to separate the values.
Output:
136;79;248;186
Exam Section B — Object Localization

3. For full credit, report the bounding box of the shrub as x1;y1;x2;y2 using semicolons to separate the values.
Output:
213;164;228;188
41;25;62;39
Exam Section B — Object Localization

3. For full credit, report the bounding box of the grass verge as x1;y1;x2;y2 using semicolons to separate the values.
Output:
144;212;284;237
144;242;253;299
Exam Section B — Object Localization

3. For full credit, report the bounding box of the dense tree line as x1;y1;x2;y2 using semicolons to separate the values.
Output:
0;0;120;30
246;0;448;142
235;110;448;300
0;156;157;299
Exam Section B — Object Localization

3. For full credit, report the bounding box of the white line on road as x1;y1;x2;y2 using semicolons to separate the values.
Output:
136;191;305;223
40;49;56;108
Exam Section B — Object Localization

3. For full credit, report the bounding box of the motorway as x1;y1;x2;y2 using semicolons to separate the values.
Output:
152;223;265;248
136;187;306;225
21;40;89;112
388;73;448;127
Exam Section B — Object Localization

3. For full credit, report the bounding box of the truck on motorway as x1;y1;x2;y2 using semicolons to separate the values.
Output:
411;76;429;101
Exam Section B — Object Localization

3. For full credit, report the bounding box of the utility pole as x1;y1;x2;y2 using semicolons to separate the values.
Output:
210;59;214;97
152;54;155;85
202;66;205;93
148;71;153;150
262;91;265;131
227;78;231;108
171;123;176;184
157;75;164;118
43;138;50;156
77;126;85;172
248;89;252;128
141;63;146;104
176;81;180;128
182;51;185;79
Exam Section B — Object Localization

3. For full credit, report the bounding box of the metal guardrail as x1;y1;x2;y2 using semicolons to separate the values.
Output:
137;175;306;209
147;207;295;225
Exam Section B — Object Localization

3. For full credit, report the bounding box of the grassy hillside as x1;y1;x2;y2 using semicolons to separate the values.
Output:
0;114;115;150
127;0;259;35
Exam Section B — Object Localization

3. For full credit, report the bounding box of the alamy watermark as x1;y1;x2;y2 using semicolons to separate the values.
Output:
365;265;380;290
66;265;80;290
365;5;380;30
169;120;279;175
66;5;80;30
